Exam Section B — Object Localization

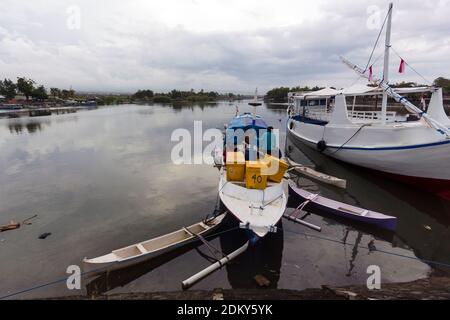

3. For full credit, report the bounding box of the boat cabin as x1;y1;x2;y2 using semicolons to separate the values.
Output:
288;85;449;126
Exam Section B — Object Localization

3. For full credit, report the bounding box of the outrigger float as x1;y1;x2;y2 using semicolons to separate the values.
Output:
288;180;397;231
83;214;226;273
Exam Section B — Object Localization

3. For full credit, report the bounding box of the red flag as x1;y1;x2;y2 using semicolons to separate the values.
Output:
398;59;405;73
368;65;373;82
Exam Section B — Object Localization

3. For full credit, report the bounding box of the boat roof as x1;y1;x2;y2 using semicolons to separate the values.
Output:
227;113;268;130
290;85;436;100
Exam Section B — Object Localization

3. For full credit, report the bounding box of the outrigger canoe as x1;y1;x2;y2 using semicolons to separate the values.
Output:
288;180;397;231
83;213;226;272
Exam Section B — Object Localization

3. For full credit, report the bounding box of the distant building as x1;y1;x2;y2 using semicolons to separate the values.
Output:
14;94;27;101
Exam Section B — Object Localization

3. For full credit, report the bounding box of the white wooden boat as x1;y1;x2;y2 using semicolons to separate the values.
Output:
286;158;347;189
286;3;450;199
83;213;226;272
219;110;288;238
218;170;287;238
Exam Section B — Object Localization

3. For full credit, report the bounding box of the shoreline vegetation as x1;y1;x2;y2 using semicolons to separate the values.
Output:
133;89;246;104
0;77;249;108
1;76;449;109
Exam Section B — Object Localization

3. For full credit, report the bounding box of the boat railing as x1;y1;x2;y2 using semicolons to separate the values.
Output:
348;110;397;122
307;110;332;122
304;109;397;123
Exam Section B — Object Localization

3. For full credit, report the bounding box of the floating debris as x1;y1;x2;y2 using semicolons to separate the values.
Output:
0;221;20;232
254;274;270;287
368;240;377;252
39;232;52;239
0;214;38;233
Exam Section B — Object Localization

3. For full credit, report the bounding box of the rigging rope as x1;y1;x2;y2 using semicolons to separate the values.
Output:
0;224;242;300
364;5;393;72
390;46;433;85
281;227;450;269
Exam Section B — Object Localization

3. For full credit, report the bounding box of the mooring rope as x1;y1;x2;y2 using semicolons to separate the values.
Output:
328;123;372;155
281;227;450;269
0;224;241;300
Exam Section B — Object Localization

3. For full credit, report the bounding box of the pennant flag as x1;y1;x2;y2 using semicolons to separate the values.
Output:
368;65;373;82
398;58;405;73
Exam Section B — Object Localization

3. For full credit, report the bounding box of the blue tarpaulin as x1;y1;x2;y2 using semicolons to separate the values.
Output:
227;113;268;131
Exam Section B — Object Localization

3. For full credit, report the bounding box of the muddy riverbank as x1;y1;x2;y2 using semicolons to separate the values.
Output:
51;277;450;300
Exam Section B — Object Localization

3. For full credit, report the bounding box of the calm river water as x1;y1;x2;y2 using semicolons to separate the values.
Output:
0;102;449;299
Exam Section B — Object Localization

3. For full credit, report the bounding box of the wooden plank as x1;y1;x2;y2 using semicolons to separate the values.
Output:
287;158;347;189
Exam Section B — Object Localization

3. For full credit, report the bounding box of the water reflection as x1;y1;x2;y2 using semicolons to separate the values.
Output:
342;229;363;277
286;134;450;274
0;101;444;298
219;216;283;289
4;116;79;135
8;122;42;134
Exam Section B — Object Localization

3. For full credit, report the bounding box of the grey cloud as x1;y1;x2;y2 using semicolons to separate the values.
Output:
0;0;448;93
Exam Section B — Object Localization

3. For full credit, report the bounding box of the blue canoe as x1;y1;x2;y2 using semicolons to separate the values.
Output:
288;180;397;231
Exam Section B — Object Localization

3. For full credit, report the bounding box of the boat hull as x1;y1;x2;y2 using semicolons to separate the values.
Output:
288;181;397;231
287;118;450;198
218;173;287;237
83;214;225;274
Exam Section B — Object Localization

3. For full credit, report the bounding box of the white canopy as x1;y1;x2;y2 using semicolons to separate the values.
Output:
292;85;434;100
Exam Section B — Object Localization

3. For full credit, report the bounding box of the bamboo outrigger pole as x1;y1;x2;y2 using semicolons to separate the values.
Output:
181;241;249;290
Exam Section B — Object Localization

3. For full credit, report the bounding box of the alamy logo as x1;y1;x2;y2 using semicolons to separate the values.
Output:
66;5;81;30
66;265;81;290
366;265;381;290
170;121;280;174
366;5;381;30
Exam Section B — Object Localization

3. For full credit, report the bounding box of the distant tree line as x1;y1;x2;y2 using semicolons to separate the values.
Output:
0;77;49;101
0;77;79;101
132;89;242;103
266;86;324;103
433;77;450;94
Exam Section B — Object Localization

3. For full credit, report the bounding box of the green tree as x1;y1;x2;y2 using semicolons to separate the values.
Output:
31;85;48;100
50;87;61;98
433;77;450;94
0;78;17;99
16;77;35;100
266;87;291;102
60;89;75;99
133;89;154;100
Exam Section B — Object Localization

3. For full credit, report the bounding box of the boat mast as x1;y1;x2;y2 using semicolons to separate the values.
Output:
381;3;393;124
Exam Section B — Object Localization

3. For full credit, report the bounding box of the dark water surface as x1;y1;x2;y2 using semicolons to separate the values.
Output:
0;102;449;299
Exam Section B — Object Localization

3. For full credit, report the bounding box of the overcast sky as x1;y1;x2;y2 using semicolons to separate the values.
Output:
0;0;449;93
